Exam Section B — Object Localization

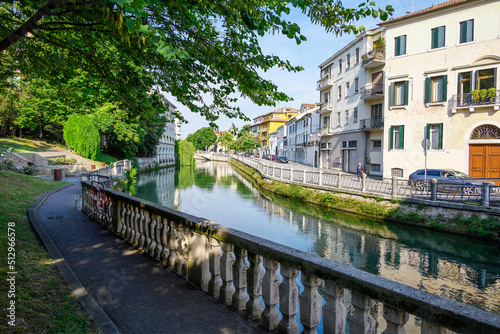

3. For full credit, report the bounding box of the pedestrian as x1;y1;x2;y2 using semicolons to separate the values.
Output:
357;162;364;181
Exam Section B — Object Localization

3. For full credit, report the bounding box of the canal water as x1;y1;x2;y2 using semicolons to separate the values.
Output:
131;161;500;330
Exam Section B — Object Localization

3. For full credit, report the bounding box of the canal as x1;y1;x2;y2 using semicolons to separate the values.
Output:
131;161;500;324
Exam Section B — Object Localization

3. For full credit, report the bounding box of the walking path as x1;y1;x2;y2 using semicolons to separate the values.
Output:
36;148;93;167
30;179;270;334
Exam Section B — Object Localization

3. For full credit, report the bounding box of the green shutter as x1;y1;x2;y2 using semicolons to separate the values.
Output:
442;75;448;101
439;27;445;47
399;125;404;149
494;68;497;88
432;28;438;49
457;73;462;94
389;82;395;106
390;126;394;149
474;70;479;90
467;20;473;43
402;35;406;55
403;80;409;105
395;37;400;56
460;21;466;43
426;124;430;140
424;78;431;103
438;123;443;150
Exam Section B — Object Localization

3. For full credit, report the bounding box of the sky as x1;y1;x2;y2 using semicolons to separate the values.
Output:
164;0;433;138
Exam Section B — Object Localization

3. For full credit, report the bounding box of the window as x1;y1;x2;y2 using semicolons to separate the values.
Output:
338;86;342;100
339;59;342;73
346;82;350;96
355;48;360;64
372;140;381;151
460;20;474;44
342;141;347;148
458;72;472;95
389;81;409;106
345;110;349;124
476;68;496;90
371;164;381;172
425;75;447;103
391;168;404;177
390;125;404;150
337;112;341;126
348;140;357;148
347;54;351;69
426;123;443;150
274;114;281;118
321;66;331;78
431;26;445;49
395;35;406;56
353;107;358;123
354;78;359;93
323;116;330;129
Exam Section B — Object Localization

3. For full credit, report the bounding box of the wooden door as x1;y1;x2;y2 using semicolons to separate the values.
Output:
372;72;383;94
469;144;500;182
487;145;500;180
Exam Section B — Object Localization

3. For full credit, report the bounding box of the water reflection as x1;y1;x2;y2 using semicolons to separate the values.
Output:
133;161;500;315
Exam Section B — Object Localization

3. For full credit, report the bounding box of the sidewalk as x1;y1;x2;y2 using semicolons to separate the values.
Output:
30;180;270;334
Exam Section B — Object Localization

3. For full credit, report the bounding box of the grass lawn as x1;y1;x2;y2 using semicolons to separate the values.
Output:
0;137;63;153
0;171;99;333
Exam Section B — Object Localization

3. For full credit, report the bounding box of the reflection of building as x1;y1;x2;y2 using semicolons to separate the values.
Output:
136;167;177;208
155;96;182;167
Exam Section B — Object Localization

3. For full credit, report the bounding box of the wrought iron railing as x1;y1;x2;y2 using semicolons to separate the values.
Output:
360;83;384;98
360;117;384;129
361;48;385;66
449;90;500;110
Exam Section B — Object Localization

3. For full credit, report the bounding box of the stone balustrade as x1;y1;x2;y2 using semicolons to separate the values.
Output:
81;181;500;334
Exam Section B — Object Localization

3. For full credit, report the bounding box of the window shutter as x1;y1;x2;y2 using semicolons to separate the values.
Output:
474;70;479;90
439;26;445;47
432;28;438;49
399;125;404;149
426;124;430;140
403;80;409;105
460;22;466;43
389;82;395;106
467;20;473;43
401;35;406;55
424;78;431;103
442;75;448;101
494;68;497;88
390;126;394;149
438;123;443;150
395;37;400;56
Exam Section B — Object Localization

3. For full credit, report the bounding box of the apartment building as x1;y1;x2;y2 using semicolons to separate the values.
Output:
379;0;500;179
317;28;385;174
156;96;181;166
252;107;298;155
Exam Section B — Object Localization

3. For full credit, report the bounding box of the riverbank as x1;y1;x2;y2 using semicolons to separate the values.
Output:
229;158;500;241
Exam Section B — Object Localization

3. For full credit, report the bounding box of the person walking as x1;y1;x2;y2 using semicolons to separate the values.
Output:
357;162;364;181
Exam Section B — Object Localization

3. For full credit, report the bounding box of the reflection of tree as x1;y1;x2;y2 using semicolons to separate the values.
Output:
217;175;234;187
194;171;216;189
236;181;254;197
175;165;195;189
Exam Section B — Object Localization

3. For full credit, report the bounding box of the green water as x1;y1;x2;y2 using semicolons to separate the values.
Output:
132;161;500;317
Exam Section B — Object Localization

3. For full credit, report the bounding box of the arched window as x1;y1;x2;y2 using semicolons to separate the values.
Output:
470;125;500;139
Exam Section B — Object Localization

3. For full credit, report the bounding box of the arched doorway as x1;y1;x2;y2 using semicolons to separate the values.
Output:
469;124;500;179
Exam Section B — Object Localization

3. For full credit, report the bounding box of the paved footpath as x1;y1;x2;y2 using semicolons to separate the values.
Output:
31;180;271;334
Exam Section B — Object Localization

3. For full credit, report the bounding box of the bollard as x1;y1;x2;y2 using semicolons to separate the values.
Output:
392;176;398;197
362;173;367;192
319;171;323;186
53;169;63;181
337;171;342;189
481;182;490;207
430;179;437;201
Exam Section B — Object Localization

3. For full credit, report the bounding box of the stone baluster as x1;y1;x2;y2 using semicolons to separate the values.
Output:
148;214;158;257
138;209;146;249
124;204;131;239
115;200;123;235
174;224;186;276
337;171;342;189
382;305;408;334
167;221;178;271
232;247;249;312
129;206;138;244
322;281;346;334
219;242;235;305
208;237;222;298
350;292;376;334
278;265;299;334
245;252;264;320
299;274;322;334
303;170;307;184
420;320;447;334
118;202;126;236
262;258;280;331
159;218;170;265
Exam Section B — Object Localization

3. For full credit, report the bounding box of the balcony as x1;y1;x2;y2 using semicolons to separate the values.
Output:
449;90;500;113
319;125;333;136
360;83;384;100
361;48;385;68
316;74;333;91
360;117;384;130
318;100;333;113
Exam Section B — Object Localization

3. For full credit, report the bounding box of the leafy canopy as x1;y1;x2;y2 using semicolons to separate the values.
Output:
0;0;393;125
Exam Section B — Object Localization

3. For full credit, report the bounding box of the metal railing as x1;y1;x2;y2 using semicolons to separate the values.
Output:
360;117;384;129
360;83;384;99
361;48;385;66
449;90;500;110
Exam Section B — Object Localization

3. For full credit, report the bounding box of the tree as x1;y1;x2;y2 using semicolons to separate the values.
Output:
0;1;393;125
217;131;234;152
238;124;252;138
63;114;100;160
231;133;261;152
186;127;217;150
175;139;195;166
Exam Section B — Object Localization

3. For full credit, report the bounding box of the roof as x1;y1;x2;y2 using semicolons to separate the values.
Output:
253;107;298;121
301;103;316;109
379;0;472;26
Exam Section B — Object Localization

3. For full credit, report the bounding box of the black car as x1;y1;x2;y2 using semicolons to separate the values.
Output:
275;156;288;163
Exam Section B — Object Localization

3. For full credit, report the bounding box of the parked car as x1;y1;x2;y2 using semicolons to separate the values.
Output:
408;169;495;194
275;156;288;163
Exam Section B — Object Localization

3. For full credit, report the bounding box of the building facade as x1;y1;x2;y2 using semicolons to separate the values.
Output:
379;0;500;179
252;107;298;155
155;96;181;166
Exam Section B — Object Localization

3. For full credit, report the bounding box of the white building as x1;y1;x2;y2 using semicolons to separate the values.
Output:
379;0;500;179
155;96;182;166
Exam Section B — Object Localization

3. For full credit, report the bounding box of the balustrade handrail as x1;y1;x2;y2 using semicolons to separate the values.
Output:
82;178;500;333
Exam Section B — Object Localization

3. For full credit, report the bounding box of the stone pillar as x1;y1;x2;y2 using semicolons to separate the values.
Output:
208;238;222;298
430;179;437;201
319;171;323;186
323;281;346;334
338;171;342;189
232;247;249;311
262;258;280;331
482;182;490;206
299;274;322;334
303;170;307;184
392;176;398;197
246;252;264;320
291;169;294;182
382;305;408;334
278;265;299;334
219;242;235;305
350;292;376;334
188;232;210;292
362;173;367;192
421;320;447;334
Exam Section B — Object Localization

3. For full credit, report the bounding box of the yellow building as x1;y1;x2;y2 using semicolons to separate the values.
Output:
252;107;298;151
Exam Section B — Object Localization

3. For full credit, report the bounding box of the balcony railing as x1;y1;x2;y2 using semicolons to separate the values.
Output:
319;125;332;136
449;91;500;112
360;83;384;99
361;48;385;68
360;117;384;129
318;101;333;113
316;74;333;90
